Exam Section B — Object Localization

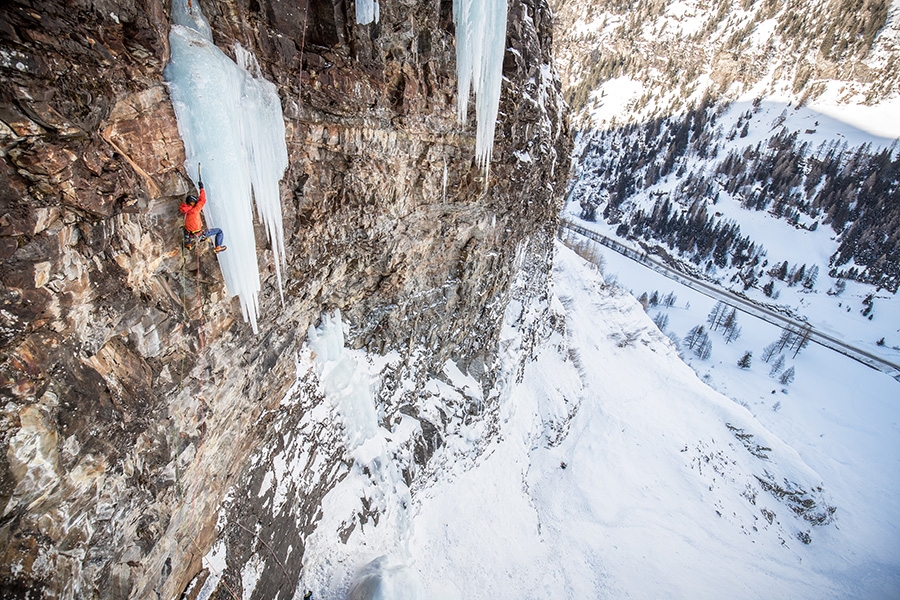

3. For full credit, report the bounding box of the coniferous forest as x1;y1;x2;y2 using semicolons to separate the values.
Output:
572;96;900;292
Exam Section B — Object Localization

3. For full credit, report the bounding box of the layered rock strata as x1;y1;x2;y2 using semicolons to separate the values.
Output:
0;0;570;597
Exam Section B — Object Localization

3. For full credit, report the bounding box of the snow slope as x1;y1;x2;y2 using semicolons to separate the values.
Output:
223;241;900;599
567;236;900;596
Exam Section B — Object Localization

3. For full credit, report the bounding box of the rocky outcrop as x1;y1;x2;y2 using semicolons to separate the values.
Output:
0;1;570;598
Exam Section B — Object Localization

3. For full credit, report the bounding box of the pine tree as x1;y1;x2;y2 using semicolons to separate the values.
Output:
776;261;789;280
803;265;819;289
738;351;752;369
793;264;806;286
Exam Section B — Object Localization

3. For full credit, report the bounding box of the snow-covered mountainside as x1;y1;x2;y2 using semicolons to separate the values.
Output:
4;0;899;597
553;0;900;363
212;241;900;599
554;0;900;121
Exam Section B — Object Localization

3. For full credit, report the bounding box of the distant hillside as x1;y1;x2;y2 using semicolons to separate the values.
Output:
552;0;900;294
552;0;899;121
571;102;900;292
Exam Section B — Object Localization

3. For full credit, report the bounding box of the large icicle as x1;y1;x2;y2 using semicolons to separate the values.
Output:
356;0;380;24
454;0;508;174
164;0;288;333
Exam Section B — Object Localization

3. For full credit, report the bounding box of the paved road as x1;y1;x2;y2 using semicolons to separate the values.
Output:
559;219;900;382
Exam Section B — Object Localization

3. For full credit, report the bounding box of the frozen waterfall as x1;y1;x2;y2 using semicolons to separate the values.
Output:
454;0;508;175
305;310;417;574
164;0;288;333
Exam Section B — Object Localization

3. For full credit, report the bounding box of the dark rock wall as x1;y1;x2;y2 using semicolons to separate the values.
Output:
0;0;569;597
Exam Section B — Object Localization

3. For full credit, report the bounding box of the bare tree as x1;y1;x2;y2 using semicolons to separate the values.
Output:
761;342;779;362
769;354;786;377
707;302;727;330
653;312;669;331
724;324;742;344
780;366;795;385
685;325;705;349
792;325;812;358
695;335;712;360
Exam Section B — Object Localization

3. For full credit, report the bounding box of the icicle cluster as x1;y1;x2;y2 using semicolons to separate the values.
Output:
454;0;508;175
164;0;288;333
356;0;380;24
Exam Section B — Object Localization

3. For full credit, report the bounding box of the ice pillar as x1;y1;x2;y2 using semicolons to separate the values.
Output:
164;0;288;333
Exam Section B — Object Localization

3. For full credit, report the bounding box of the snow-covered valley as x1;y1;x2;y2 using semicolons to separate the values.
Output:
207;241;900;599
3;0;899;597
558;0;900;366
565;97;900;366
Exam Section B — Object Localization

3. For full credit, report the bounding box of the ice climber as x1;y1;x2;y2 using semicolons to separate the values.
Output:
180;177;226;253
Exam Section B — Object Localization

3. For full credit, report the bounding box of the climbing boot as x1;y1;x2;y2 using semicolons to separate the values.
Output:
214;245;227;253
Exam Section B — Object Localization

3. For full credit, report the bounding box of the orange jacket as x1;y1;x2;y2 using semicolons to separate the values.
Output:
179;188;207;233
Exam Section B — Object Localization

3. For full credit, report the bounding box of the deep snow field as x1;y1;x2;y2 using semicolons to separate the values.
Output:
204;241;900;600
562;238;900;596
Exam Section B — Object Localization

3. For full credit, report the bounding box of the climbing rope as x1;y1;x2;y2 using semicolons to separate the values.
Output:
187;530;241;600
298;0;310;111
234;521;291;585
175;236;241;599
196;244;206;405
175;235;189;500
174;234;288;597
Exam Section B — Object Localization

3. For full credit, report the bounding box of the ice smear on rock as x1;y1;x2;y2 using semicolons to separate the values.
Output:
307;310;379;452
304;310;421;594
164;0;288;333
454;0;508;175
347;556;426;600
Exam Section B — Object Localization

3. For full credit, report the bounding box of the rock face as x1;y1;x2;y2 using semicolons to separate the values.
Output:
0;1;569;598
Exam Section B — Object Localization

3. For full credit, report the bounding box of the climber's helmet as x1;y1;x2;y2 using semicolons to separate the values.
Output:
186;194;198;205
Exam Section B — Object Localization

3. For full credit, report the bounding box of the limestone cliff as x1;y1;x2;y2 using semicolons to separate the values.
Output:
0;0;570;598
